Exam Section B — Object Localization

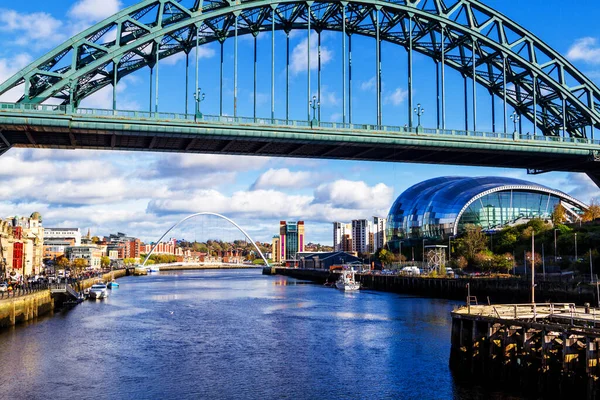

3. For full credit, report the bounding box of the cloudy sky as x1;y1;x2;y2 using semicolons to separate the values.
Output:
0;0;600;245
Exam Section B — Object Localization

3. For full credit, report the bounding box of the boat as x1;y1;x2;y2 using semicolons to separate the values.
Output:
89;283;109;299
147;266;160;273
335;269;361;291
107;281;119;289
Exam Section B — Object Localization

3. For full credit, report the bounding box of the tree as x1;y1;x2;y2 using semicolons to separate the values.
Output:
101;256;110;268
375;248;395;267
583;199;600;222
552;203;567;225
473;250;494;271
91;236;100;244
56;256;71;270
72;258;88;271
492;253;515;273
524;251;543;268
457;225;488;261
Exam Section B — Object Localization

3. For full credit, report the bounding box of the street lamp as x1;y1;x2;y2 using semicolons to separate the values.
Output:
554;228;559;263
414;103;425;127
575;233;578;262
309;96;320;127
194;88;206;121
399;241;404;265
510;111;520;133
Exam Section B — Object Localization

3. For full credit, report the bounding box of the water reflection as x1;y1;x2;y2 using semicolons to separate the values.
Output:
0;269;527;400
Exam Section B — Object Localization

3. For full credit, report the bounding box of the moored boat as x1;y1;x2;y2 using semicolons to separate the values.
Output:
89;283;109;299
335;269;360;291
107;281;119;289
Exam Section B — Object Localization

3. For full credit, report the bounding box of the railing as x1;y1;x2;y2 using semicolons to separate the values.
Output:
1;102;599;146
0;282;51;300
457;302;600;325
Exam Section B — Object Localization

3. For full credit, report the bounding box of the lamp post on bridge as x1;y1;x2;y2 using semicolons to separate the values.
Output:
194;88;205;121
414;103;425;129
510;111;520;134
310;96;320;128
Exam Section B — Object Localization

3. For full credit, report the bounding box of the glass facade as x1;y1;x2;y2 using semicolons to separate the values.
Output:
386;176;586;246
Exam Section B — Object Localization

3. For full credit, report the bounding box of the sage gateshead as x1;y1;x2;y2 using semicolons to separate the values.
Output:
386;176;588;244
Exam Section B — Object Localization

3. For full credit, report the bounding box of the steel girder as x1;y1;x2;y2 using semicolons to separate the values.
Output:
0;0;599;140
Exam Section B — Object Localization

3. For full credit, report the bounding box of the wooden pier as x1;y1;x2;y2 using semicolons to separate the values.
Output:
451;303;600;398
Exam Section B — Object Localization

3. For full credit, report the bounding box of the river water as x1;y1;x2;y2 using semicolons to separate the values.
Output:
0;270;526;399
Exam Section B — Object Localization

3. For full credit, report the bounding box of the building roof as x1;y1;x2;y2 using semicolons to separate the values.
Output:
388;176;588;236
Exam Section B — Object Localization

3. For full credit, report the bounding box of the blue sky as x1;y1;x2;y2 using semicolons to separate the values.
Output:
0;0;599;245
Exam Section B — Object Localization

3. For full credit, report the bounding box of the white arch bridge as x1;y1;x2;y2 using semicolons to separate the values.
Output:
141;212;270;268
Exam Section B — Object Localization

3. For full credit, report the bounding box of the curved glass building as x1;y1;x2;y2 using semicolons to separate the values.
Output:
386;177;588;245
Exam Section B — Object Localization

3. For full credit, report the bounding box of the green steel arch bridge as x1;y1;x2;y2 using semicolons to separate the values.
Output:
0;0;600;183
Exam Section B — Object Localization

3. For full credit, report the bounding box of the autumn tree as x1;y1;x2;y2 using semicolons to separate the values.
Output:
583;199;600;222
552;203;567;225
101;256;111;268
56;256;71;270
72;258;88;271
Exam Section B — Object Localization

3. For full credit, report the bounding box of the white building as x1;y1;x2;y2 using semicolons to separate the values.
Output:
66;245;103;269
333;222;352;252
351;219;372;254
45;228;82;246
373;216;387;251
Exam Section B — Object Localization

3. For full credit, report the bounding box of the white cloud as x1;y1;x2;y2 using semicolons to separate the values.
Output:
0;53;33;101
162;46;216;66
251;168;313;190
361;76;376;91
68;0;123;22
0;9;65;48
567;37;600;64
291;37;333;74
313;85;339;107
313;180;393;210
384;88;408;106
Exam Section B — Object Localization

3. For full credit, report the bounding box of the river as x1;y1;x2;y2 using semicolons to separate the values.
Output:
0;269;527;399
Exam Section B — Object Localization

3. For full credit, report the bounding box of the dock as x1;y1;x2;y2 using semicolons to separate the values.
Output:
451;303;600;398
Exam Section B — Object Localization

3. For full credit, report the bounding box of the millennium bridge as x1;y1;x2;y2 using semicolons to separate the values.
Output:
0;0;599;184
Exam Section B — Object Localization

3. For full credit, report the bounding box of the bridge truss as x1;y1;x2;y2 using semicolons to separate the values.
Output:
0;0;599;182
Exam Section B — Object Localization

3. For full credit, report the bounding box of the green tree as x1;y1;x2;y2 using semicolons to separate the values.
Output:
375;248;395;267
91;236;100;244
492;253;514;273
101;256;110;268
457;225;488;261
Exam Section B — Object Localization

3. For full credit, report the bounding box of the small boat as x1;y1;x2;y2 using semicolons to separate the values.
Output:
335;269;361;291
147;266;160;273
89;283;109;299
107;281;119;289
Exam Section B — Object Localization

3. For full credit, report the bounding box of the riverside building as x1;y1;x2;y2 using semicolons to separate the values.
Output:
386;176;588;249
272;221;305;263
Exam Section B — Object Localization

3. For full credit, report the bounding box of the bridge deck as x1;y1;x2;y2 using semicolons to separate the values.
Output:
0;104;599;180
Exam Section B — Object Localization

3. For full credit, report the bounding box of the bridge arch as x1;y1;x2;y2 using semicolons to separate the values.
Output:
141;212;270;267
1;0;599;139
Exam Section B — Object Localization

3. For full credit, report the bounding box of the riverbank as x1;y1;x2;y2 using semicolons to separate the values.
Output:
0;269;128;330
265;267;599;305
0;290;54;329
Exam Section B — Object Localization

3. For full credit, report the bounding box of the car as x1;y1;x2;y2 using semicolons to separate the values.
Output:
0;283;7;292
401;266;421;276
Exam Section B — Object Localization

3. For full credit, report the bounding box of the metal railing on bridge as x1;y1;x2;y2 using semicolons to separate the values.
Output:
1;102;598;147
